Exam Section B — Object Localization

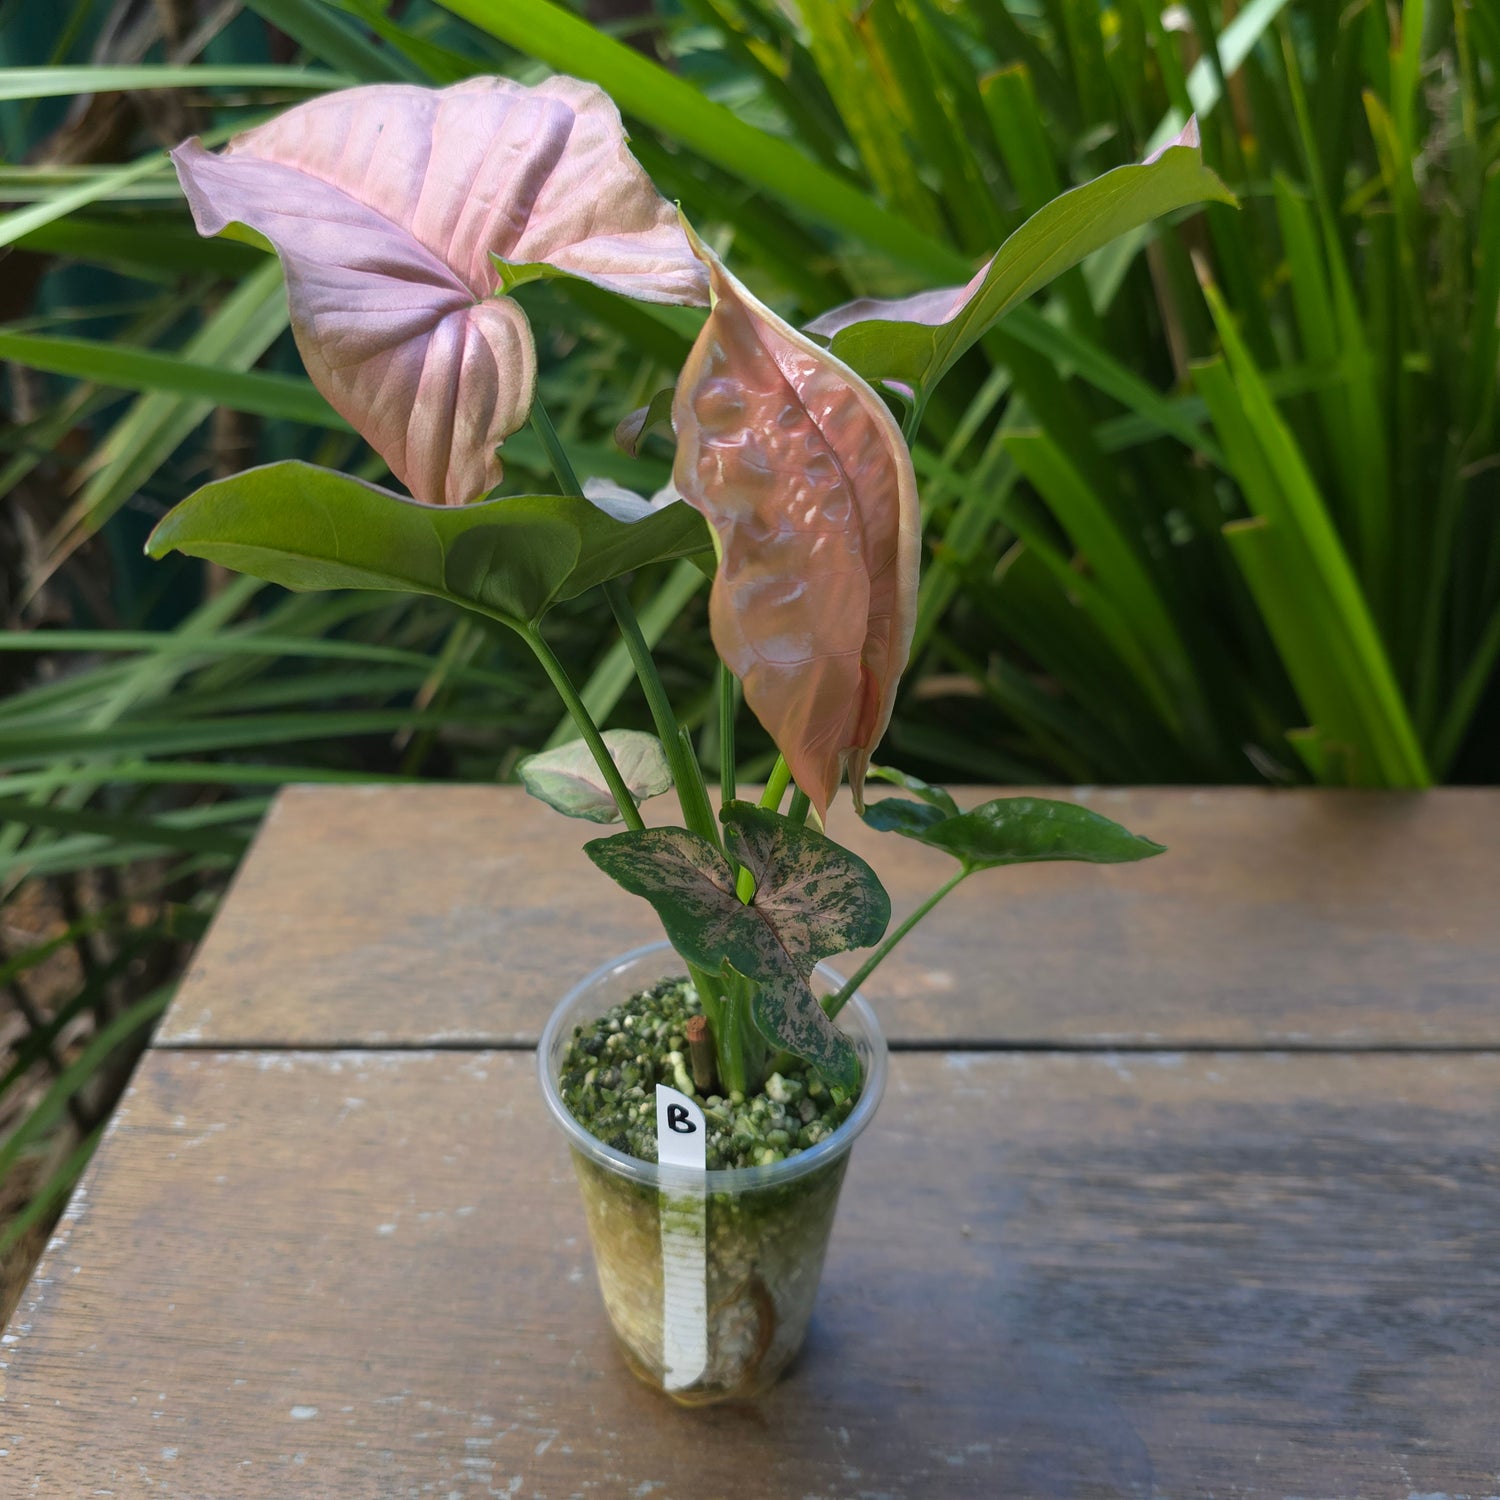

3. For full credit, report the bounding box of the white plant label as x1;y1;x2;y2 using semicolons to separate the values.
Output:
655;1083;707;1391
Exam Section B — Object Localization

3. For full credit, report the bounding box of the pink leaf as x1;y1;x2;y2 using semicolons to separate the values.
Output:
1144;115;1201;163
672;228;920;820
173;77;706;506
802;263;989;340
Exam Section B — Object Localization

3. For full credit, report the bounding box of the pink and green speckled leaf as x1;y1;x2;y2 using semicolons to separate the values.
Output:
672;227;920;820
173;76;706;507
585;803;890;1086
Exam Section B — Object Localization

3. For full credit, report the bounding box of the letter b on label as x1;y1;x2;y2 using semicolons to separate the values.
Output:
655;1084;707;1171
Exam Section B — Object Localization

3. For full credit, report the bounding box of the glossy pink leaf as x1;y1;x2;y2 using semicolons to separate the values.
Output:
672;228;920;819
173;77;707;506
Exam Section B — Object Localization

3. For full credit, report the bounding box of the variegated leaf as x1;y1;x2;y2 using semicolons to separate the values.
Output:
584;802;890;1086
518;729;673;823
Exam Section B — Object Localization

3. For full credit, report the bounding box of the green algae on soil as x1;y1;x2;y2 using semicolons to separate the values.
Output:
556;975;859;1169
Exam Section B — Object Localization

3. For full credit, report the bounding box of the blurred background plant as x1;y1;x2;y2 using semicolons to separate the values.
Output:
0;0;1496;1305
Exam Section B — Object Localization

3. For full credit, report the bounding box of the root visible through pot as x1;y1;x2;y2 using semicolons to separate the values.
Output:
570;1147;849;1401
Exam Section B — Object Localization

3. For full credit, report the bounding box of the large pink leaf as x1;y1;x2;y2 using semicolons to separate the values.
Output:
672;228;920;819
172;77;707;506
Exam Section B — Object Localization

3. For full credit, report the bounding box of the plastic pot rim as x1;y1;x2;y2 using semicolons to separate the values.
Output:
537;938;888;1194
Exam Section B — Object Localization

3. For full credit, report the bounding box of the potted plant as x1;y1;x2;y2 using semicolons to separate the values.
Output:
147;74;1228;1403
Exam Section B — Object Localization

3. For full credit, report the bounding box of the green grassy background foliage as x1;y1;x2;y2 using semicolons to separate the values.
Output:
0;0;1497;1285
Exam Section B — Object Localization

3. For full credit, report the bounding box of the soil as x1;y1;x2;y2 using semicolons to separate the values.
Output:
557;975;859;1169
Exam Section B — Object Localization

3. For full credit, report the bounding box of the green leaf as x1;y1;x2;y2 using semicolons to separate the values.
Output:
799;0;945;238
1194;290;1429;788
491;257;576;295
330;0;483;84
13;216;268;279
0;150;174;251
862;794;1166;874
981;64;1064;219
1143;0;1295;153
0;330;344;429
0;799;250;859
242;0;423;82
0;65;353;101
826;130;1235;403
145;461;713;629
0;989;171;1189
50;258;292;556
544;558;706;748
865;764;959;819
584;803;890;1086
518;729;672;823
0;1124;104;1261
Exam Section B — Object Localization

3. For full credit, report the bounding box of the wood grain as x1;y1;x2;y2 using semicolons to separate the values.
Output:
4;1048;1497;1497
155;784;1500;1047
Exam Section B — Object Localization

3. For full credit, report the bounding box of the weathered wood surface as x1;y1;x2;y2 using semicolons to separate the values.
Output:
156;783;1500;1047
4;1048;1497;1498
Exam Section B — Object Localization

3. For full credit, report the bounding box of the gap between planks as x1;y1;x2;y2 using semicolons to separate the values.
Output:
148;1036;1500;1055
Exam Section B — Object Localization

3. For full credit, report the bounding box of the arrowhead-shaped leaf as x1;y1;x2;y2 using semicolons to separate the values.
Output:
173;76;707;507
518;729;672;823
145;461;712;627
862;793;1166;874
614;387;676;456
672;224;921;821
584;802;890;1087
866;763;960;819
806;122;1233;404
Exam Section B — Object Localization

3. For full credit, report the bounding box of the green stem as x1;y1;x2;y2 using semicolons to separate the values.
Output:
758;755;792;811
531;399;585;499
604;578;720;848
720;966;767;1095
736;754;794;902
901;391;925;447
718;662;738;806
532;395;717;846
787;785;811;828
521;623;644;833
532;399;745;1083
717;663;744;892
824;868;968;1018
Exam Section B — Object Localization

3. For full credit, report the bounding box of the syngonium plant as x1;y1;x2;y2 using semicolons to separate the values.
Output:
149;75;1230;1100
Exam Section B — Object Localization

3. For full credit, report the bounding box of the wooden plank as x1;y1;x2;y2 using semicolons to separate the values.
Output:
3;1048;1497;1495
156;784;1500;1047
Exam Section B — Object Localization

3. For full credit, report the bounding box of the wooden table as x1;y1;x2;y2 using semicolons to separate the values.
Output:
4;785;1498;1497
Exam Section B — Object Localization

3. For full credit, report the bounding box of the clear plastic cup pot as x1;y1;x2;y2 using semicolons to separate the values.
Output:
538;940;887;1404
